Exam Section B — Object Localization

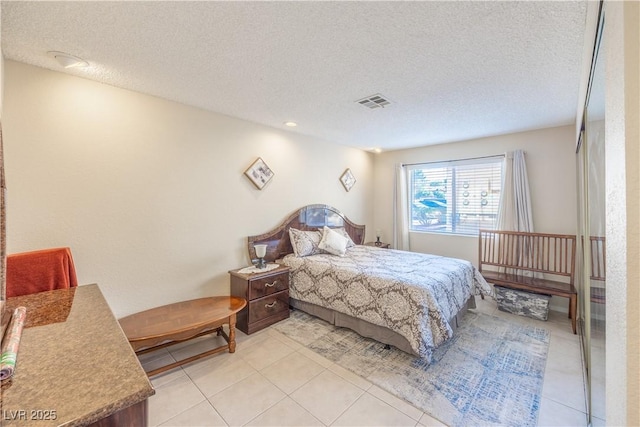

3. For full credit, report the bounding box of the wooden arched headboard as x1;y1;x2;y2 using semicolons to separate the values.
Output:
247;204;365;262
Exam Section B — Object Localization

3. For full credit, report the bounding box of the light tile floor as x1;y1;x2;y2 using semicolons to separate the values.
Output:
142;298;594;426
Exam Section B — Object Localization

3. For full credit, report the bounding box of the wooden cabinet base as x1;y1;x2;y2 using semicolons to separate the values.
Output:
243;309;290;335
88;399;148;427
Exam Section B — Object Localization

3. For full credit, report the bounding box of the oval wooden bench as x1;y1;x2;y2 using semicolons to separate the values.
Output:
119;296;247;377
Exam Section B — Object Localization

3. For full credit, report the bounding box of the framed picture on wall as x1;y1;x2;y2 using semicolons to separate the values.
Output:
244;157;274;190
340;168;356;192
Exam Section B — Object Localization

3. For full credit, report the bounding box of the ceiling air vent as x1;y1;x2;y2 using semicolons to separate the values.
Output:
356;94;391;109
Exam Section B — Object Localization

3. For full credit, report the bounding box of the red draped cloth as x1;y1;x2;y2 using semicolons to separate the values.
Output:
6;247;78;298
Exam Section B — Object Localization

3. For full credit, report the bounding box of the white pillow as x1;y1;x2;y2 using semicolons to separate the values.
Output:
332;227;356;248
318;226;349;256
289;228;322;257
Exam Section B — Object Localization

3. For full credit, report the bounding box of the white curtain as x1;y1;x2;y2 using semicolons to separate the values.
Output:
393;163;410;251
496;150;534;232
496;150;535;275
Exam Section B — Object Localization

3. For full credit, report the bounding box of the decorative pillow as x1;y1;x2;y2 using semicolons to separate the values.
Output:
331;227;356;248
318;226;349;256
289;228;322;257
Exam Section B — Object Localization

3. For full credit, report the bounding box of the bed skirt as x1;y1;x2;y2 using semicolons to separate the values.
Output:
289;295;476;356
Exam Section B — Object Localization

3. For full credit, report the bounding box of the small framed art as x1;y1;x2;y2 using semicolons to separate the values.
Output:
340;168;356;192
244;157;274;190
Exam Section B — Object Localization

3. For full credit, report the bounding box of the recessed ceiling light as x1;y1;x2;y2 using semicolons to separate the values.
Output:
371;148;382;153
284;121;298;127
47;51;89;69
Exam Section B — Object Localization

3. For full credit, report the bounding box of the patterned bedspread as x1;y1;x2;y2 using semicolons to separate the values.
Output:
281;245;492;360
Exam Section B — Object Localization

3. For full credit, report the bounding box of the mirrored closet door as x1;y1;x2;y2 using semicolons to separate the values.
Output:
577;4;605;424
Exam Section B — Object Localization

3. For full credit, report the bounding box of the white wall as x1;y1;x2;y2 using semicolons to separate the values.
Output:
605;1;640;425
1;21;4;312
373;125;577;311
374;125;577;257
1;4;3;116
2;60;374;317
0;61;3;112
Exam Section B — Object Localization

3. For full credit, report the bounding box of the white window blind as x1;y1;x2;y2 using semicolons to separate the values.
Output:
407;156;503;236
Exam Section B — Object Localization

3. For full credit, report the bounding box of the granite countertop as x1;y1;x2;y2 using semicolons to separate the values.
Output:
2;284;154;426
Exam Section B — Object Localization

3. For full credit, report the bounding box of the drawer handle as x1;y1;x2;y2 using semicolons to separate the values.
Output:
265;301;277;308
264;280;278;288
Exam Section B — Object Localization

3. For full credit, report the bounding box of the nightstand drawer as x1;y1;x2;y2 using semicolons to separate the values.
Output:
248;291;289;324
249;272;289;300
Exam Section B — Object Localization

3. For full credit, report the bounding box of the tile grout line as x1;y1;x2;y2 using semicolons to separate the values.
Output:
281;341;421;425
325;386;368;426
185;344;324;426
151;372;210;427
240;392;290;427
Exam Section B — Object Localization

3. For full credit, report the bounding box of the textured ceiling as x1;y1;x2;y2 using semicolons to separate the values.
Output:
1;1;587;151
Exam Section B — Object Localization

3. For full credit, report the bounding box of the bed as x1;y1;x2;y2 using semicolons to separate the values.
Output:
247;204;491;361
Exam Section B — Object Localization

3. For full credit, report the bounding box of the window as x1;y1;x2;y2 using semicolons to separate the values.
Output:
408;157;503;236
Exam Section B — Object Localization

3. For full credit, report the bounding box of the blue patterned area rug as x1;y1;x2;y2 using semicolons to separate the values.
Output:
274;309;549;427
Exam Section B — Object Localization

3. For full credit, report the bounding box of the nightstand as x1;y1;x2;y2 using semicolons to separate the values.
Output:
365;242;391;249
229;265;290;334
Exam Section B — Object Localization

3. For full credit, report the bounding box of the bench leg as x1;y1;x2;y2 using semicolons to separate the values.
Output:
569;295;577;334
